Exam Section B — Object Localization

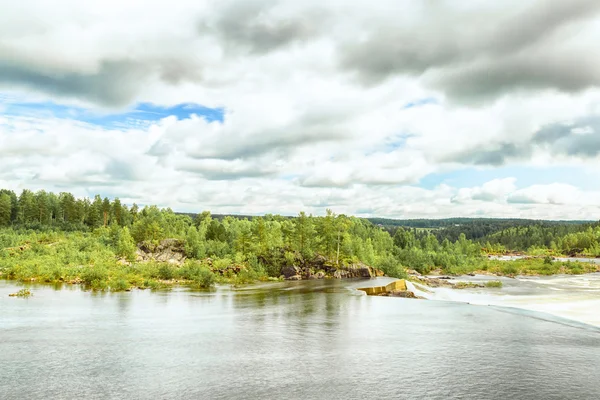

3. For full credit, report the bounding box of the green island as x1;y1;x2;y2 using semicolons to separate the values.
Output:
1;188;599;292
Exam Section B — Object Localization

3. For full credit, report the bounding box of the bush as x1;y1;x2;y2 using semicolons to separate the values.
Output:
110;278;130;292
191;268;215;289
501;263;519;276
180;261;215;288
375;254;407;279
81;264;109;290
157;264;175;280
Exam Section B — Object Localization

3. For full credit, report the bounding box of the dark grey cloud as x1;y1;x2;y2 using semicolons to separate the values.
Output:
444;143;530;166
200;0;325;54
338;0;600;99
533;116;600;157
0;59;147;107
428;53;600;102
443;115;600;167
0;51;203;107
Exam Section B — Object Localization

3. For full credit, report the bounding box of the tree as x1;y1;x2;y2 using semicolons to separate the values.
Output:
185;226;206;259
35;190;50;224
87;195;103;228
102;197;111;227
0;193;12;226
111;225;137;261
334;214;351;266
18;189;38;223
112;198;123;226
318;209;337;260
293;212;315;257
0;189;18;223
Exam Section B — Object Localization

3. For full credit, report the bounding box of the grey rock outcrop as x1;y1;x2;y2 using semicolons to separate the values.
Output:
136;239;186;266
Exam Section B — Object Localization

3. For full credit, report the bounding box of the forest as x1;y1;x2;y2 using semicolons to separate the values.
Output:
1;188;600;291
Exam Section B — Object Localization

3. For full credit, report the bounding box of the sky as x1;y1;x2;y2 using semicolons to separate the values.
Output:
1;0;600;219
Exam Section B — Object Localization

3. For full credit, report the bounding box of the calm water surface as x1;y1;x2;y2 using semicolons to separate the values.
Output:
1;279;599;400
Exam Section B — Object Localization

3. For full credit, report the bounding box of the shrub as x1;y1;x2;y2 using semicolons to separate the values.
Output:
180;261;216;288
501;263;519;276
375;254;407;279
157;264;175;280
81;264;109;290
191;268;215;289
110;277;130;292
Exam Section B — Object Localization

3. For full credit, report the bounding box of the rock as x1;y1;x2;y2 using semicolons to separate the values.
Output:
309;271;325;280
135;239;186;266
333;269;350;279
281;265;300;279
311;254;328;268
286;275;302;281
388;290;417;298
411;276;454;288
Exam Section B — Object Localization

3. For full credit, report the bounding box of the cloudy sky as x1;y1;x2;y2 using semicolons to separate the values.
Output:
1;0;600;219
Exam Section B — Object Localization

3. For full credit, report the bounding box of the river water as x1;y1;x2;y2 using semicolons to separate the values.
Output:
1;279;599;400
410;273;600;327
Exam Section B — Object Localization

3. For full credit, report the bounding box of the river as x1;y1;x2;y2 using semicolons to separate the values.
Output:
1;279;599;400
409;273;600;327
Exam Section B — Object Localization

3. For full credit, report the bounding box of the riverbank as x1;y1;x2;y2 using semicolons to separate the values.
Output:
437;256;600;277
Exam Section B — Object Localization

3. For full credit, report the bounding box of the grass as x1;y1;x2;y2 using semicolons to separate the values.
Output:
485;280;503;288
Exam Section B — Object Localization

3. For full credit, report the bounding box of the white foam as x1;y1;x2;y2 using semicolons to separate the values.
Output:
410;274;600;327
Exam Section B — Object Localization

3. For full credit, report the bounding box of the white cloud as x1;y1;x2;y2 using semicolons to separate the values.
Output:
1;1;600;219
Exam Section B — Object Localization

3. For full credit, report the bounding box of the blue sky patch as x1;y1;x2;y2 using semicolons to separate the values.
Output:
402;97;438;109
1;96;224;130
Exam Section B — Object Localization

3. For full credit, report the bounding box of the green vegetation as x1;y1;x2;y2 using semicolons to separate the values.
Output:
485;280;503;288
454;282;482;289
1;188;599;292
9;288;32;297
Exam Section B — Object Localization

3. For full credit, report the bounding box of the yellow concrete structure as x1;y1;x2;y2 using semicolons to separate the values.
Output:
357;279;407;295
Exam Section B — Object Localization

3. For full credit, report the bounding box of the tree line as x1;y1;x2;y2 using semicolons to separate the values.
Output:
2;188;600;282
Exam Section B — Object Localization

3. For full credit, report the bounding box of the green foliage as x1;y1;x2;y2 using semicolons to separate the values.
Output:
157;264;175;280
181;261;215;288
10;288;33;297
1;187;599;292
375;254;407;279
81;264;109;289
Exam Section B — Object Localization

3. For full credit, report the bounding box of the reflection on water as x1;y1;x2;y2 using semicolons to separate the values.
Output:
1;279;599;400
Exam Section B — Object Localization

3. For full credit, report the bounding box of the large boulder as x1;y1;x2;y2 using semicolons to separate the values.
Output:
335;262;380;278
136;239;186;266
388;290;418;298
281;265;301;279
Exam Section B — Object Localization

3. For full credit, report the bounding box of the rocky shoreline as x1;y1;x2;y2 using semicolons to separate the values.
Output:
132;239;386;281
